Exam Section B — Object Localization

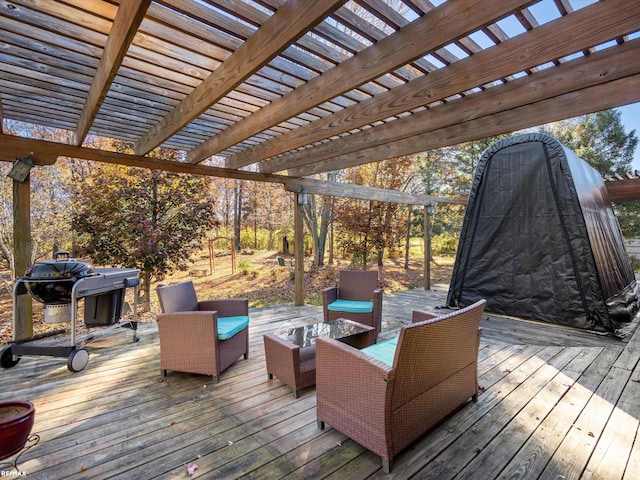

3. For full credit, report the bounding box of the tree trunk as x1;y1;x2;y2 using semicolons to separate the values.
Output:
328;209;334;265
253;211;258;249
316;197;331;266
234;181;243;251
301;196;319;264
404;206;412;269
143;269;152;312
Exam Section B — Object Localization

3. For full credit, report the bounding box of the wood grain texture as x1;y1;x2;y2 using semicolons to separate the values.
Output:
1;287;638;478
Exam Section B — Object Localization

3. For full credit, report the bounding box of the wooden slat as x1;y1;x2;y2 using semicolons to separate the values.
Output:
289;73;640;176
133;0;346;155
1;287;639;478
539;365;633;479
286;38;640;175
0;94;4;134
582;359;640;479
496;347;620;479
190;0;537;165
0;133;462;205
452;347;592;479
1;0;637;186
74;0;151;145
249;0;640;173
605;177;640;203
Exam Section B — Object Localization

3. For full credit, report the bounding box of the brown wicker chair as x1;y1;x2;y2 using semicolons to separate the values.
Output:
322;270;382;345
316;299;486;473
156;281;249;383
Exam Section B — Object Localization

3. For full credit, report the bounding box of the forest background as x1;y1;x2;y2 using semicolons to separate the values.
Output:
1;109;639;341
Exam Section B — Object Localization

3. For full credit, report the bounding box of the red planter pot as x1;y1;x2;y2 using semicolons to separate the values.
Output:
0;401;35;460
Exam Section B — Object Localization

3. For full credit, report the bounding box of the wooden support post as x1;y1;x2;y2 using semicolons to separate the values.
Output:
13;176;32;340
294;193;305;306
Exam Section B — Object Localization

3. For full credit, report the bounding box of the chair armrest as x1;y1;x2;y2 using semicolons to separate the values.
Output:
156;311;219;343
322;287;338;305
263;333;301;385
316;337;394;424
322;287;338;321
198;298;248;317
264;332;299;357
411;310;439;324
372;288;383;327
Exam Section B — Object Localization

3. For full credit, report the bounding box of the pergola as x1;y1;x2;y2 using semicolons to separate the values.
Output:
1;0;640;336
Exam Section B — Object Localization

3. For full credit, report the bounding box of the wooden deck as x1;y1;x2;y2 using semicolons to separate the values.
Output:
1;285;639;479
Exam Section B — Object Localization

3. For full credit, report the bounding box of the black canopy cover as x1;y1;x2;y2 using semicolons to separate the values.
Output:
447;133;639;332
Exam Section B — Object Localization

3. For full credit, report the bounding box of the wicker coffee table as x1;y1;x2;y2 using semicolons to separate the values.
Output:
263;319;374;398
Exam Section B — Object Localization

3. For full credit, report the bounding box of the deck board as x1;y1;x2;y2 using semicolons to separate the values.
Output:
1;286;639;479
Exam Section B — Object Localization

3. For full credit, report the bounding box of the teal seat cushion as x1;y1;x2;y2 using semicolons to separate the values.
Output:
217;316;249;340
327;299;374;313
361;336;398;366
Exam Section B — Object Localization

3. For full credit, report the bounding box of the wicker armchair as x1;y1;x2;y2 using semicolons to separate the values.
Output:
156;281;249;383
316;299;486;473
322;270;382;345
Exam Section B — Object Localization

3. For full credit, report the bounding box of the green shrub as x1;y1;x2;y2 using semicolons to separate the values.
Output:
431;233;459;256
238;260;254;276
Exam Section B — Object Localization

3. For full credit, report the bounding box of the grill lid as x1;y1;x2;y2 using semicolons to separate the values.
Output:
23;252;98;305
24;251;97;280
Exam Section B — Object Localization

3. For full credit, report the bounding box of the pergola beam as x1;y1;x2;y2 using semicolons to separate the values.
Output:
291;74;640;176
605;178;640;203
191;0;537;165
286;38;640;175
133;0;346;156
0;133;462;206
254;0;640;173
74;0;151;146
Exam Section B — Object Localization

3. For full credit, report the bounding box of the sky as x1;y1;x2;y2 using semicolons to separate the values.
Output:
618;102;640;172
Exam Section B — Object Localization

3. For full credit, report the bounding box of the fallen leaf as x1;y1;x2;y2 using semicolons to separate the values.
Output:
504;369;512;374
170;421;176;426
588;432;595;437
475;447;483;454
631;378;640;383
187;463;198;476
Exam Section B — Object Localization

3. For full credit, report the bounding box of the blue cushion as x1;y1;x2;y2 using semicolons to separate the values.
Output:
327;299;374;313
361;336;398;366
217;316;249;340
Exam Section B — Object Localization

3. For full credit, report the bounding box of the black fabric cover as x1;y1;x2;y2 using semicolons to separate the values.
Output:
447;133;638;332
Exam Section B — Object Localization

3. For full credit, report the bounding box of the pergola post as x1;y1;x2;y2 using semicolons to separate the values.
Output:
13;176;33;340
294;192;305;306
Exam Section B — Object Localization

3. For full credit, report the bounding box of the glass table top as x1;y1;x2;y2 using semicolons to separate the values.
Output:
273;319;373;348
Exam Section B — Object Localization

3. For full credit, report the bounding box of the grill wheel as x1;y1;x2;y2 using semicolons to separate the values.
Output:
67;348;89;372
